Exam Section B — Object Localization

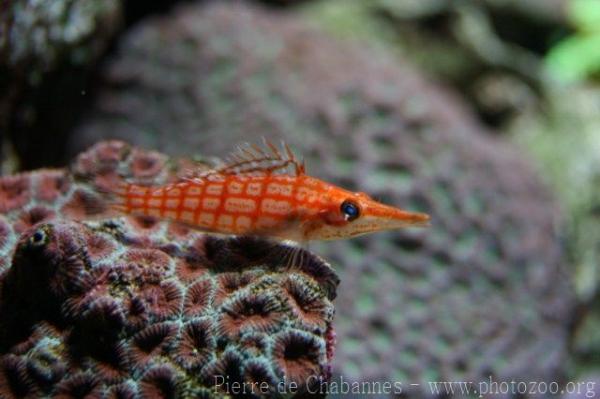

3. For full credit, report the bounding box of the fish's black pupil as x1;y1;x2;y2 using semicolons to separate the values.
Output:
341;200;359;221
32;231;44;243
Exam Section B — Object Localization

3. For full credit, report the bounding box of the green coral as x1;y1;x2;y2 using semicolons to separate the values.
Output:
511;86;600;301
300;0;472;83
546;0;600;82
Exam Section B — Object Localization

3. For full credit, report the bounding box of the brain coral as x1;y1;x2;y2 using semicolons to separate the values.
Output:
0;141;338;398
69;1;577;392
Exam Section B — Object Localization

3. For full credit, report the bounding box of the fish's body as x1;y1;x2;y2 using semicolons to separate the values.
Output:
108;141;429;241
117;174;321;240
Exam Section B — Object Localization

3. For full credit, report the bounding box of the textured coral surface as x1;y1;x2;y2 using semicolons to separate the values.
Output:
0;141;338;398
70;2;576;391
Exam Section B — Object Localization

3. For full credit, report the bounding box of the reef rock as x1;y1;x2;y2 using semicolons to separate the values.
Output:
0;0;122;169
0;141;338;398
70;2;577;391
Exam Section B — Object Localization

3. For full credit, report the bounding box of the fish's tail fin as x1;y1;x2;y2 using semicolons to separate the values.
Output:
97;180;130;214
66;175;132;221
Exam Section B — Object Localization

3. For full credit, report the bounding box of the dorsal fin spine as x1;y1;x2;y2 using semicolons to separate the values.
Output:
184;139;304;180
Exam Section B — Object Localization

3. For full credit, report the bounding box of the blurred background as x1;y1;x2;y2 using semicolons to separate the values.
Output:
1;0;599;396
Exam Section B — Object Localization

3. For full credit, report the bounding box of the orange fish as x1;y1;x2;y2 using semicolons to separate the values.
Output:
106;141;429;241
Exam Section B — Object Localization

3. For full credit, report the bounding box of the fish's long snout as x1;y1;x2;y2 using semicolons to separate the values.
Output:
365;201;431;230
390;208;430;227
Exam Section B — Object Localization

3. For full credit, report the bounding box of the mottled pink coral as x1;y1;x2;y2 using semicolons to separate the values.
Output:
0;175;31;213
139;365;179;398
105;382;138;399
0;140;338;398
175;318;215;370
130;322;178;367
0;354;35;399
128;215;160;232
283;273;334;333
54;372;101;399
214;271;259;306
272;330;325;388
129;149;167;180
183;278;214;317
34;170;71;203
124;248;173;278
137;280;183;321
13;206;55;234
176;236;210;283
0;217;12;252
83;231;117;263
218;292;288;339
60;189;107;220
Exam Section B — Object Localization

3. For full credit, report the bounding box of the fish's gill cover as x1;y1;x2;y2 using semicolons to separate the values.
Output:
0;141;338;398
69;1;576;391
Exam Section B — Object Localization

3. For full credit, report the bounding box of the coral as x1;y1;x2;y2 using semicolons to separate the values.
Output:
546;0;600;82
300;0;574;127
0;175;31;213
510;85;600;377
0;141;338;398
272;330;325;388
69;1;576;391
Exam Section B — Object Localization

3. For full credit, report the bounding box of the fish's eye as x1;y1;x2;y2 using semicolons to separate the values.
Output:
30;230;47;247
341;200;360;221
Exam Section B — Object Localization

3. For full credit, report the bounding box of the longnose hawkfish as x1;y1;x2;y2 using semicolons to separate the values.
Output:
105;141;430;241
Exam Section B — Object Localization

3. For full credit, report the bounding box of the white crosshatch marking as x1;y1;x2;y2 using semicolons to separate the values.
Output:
187;185;203;195
199;213;214;225
261;199;292;215
165;198;180;210
148;198;162;208
224;198;256;213
217;214;234;227
164;210;177;219
166;188;181;197
183;198;200;210
227;181;244;194
267;183;293;196
181;211;194;223
130;198;144;207
147;208;161;217
206;184;223;195
256;216;278;228
202;198;220;210
246;182;263;196
236;216;251;230
131;186;148;195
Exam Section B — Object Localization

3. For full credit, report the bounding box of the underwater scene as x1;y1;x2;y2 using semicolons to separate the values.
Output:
1;0;599;398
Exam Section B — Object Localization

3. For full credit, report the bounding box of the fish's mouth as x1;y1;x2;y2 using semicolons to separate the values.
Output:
311;210;430;240
329;211;430;239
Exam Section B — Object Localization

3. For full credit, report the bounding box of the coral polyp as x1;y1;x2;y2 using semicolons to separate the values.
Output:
0;175;31;213
183;278;214;318
272;329;326;390
218;291;288;339
0;141;339;398
175;318;215;370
